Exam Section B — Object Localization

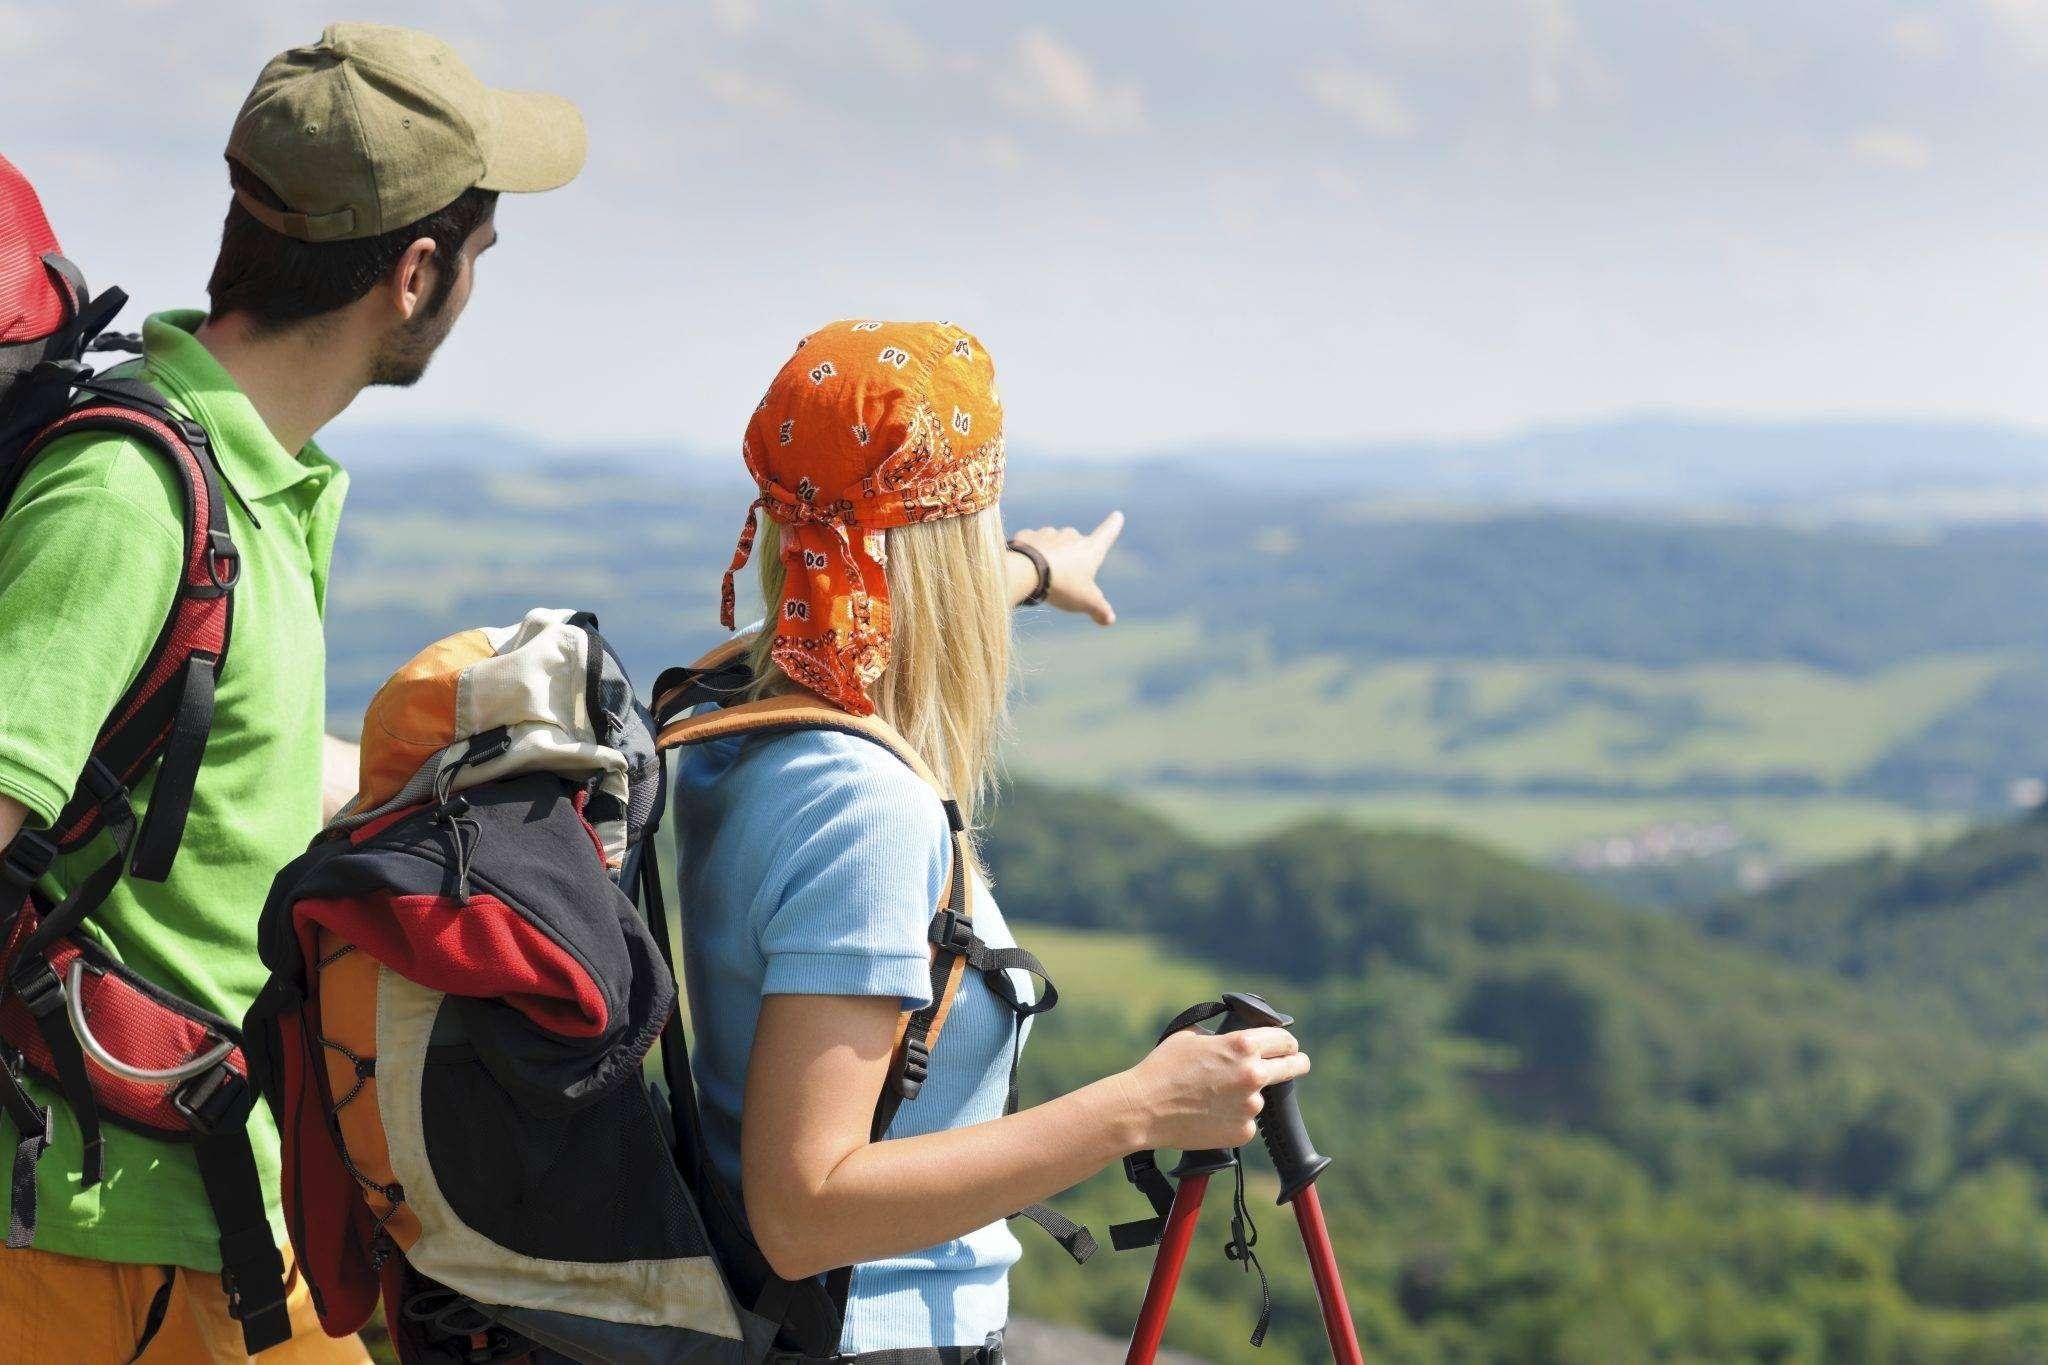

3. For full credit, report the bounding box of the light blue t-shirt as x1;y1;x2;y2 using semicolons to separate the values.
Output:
674;726;1028;1354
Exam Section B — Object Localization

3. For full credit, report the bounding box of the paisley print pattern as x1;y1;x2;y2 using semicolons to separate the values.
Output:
720;320;1006;715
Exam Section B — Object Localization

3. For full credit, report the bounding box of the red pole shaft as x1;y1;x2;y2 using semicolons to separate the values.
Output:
1124;1173;1212;1365
1290;1185;1364;1365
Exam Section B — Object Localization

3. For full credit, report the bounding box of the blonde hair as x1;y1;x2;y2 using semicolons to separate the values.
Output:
747;506;1013;835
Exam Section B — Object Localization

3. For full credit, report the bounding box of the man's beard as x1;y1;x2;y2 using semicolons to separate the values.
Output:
368;305;456;388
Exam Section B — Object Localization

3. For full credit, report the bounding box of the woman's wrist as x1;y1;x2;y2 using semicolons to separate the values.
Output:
1005;541;1052;607
1077;1068;1154;1158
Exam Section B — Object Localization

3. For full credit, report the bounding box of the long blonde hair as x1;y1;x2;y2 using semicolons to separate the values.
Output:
747;506;1013;833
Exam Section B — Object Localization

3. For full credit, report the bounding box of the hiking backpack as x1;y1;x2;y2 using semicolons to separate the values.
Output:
0;156;290;1351
245;616;1089;1363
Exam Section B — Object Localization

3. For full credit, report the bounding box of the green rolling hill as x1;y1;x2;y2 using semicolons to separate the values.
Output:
984;784;2048;1363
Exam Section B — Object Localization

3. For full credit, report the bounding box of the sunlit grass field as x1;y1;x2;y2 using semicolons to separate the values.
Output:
1008;618;1997;868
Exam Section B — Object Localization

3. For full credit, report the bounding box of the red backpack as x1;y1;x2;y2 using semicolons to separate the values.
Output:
0;154;289;1353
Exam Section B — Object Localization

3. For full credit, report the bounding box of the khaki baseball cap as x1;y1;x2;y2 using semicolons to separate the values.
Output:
226;23;586;243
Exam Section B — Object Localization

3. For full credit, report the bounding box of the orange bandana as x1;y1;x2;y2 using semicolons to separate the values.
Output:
721;320;1005;715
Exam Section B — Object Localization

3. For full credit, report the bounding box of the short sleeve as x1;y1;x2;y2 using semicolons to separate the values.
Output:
0;434;184;826
754;737;951;1009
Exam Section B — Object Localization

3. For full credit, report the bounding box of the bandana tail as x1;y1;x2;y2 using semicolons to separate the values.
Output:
720;498;767;631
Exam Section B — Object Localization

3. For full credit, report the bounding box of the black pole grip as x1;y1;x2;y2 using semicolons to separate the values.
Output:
1169;991;1247;1177
1218;992;1332;1204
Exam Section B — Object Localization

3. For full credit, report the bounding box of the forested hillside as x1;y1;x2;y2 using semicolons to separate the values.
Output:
1704;808;2048;1044
324;450;2048;900
988;783;2048;1362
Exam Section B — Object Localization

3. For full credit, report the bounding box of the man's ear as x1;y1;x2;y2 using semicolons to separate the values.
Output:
389;237;439;321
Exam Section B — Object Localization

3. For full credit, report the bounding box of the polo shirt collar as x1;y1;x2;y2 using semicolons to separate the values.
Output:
139;310;340;503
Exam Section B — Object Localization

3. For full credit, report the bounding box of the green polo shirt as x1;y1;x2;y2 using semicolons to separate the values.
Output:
0;310;346;1269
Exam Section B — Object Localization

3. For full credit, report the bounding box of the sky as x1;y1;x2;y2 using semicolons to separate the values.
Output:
4;0;2047;455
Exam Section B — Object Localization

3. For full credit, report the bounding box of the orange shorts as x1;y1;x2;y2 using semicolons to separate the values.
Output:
0;1243;370;1363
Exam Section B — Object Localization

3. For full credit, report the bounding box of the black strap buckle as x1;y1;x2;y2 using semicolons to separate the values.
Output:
27;357;91;389
0;831;57;891
928;908;976;955
219;1224;287;1323
78;756;126;808
8;957;65;1020
173;1064;253;1136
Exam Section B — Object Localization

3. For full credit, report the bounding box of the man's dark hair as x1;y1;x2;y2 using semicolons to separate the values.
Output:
206;161;497;330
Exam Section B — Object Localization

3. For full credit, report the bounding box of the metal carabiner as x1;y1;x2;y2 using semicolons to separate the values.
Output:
65;960;235;1084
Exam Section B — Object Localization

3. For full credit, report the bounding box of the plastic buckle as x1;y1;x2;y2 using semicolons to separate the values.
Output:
929;909;975;954
28;358;90;388
0;830;57;890
8;958;64;1020
79;757;127;808
220;1265;287;1327
897;1035;931;1100
173;1063;252;1136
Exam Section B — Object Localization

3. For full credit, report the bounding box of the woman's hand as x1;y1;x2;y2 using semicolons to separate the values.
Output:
1009;511;1125;624
1116;1025;1310;1152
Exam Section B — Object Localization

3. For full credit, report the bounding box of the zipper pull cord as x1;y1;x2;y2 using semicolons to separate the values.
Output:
432;793;481;904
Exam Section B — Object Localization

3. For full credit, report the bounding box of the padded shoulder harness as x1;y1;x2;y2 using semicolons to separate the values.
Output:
653;643;970;1136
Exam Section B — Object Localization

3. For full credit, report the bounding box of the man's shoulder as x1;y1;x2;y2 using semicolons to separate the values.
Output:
9;423;188;547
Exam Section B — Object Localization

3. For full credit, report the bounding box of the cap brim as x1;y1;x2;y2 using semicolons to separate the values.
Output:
476;88;587;194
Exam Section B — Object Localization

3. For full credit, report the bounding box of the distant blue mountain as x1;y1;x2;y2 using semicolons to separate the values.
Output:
324;411;2048;511
1145;413;2048;508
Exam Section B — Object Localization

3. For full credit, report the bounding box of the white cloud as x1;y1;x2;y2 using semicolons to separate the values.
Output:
700;66;796;113
1524;0;1606;112
709;0;757;35
1000;28;1145;135
1303;66;1417;138
1987;0;2048;57
1850;127;1932;171
1313;163;1366;201
952;132;1024;172
1887;15;1949;59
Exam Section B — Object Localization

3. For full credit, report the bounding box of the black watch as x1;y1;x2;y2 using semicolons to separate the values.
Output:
1007;539;1052;607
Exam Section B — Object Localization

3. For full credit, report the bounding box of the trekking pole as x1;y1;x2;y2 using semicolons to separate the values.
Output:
1124;992;1364;1365
1125;1149;1233;1362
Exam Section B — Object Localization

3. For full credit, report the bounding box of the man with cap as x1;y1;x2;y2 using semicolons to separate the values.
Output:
0;24;583;1360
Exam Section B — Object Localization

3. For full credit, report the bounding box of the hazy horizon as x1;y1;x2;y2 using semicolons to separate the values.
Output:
9;1;2046;452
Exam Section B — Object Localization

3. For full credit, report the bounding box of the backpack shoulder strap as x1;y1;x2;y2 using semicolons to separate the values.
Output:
655;692;973;1138
655;660;1096;1273
1;377;241;875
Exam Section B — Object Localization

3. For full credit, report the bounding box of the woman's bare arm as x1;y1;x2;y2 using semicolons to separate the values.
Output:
1007;512;1124;623
740;991;1306;1281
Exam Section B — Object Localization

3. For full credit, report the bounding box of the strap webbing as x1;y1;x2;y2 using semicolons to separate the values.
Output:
0;1062;49;1249
1110;1001;1236;1253
8;959;101;1188
187;1072;291;1355
639;841;708;1183
1011;1201;1097;1263
128;655;218;882
1109;1147;1180;1251
18;761;135;960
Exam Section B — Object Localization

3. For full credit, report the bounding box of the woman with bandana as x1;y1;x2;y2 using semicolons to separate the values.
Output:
675;321;1310;1363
